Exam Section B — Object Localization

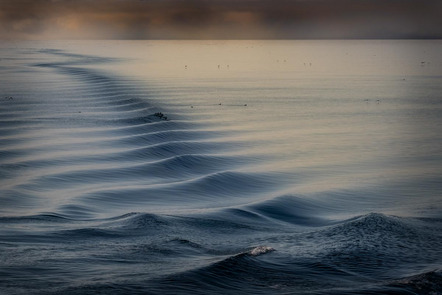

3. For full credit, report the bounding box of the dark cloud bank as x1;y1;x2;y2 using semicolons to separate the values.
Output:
1;0;441;39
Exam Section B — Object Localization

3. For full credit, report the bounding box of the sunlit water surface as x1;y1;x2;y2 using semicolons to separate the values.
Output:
1;40;441;294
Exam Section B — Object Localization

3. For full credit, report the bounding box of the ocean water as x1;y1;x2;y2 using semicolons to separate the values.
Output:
0;40;441;294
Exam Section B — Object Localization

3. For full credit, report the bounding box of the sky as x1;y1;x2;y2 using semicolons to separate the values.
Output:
0;0;441;40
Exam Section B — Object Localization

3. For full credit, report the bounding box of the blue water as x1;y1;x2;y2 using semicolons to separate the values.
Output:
1;40;442;294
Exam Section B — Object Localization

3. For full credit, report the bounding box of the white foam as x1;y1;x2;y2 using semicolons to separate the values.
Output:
249;246;275;256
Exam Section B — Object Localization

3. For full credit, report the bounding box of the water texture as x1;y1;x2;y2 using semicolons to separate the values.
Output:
1;40;441;294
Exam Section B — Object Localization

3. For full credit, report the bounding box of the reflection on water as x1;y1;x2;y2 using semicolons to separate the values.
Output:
101;40;442;217
1;40;441;216
0;40;441;294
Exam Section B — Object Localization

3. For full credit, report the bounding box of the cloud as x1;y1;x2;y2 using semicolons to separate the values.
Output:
0;0;441;39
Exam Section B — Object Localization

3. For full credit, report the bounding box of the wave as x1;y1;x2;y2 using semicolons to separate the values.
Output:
388;270;442;295
244;194;335;226
1;49;280;218
2;45;441;295
111;244;279;295
1;209;441;294
142;213;441;295
0;213;71;223
15;154;241;192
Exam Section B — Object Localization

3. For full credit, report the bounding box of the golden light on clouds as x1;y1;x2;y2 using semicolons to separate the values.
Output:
224;11;261;24
0;0;441;39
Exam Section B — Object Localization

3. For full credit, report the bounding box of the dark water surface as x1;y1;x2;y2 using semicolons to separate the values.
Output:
1;40;442;294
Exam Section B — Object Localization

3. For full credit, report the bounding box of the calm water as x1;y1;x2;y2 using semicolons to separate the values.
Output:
1;40;441;294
